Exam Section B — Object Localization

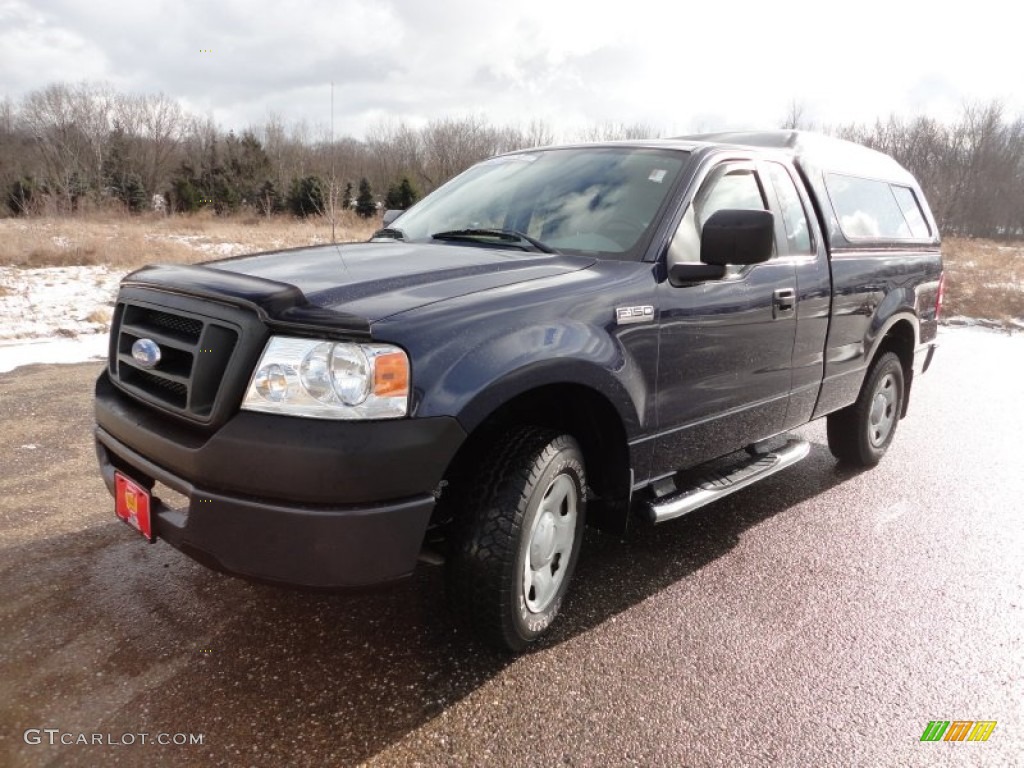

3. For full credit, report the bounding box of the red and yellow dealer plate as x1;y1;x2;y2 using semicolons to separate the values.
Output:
114;472;154;542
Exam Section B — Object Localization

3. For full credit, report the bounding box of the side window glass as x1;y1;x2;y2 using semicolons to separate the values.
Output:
826;173;912;239
891;186;931;238
668;166;767;266
767;163;813;255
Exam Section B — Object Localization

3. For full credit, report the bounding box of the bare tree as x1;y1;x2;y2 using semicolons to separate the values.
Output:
574;120;660;142
419;116;511;190
130;93;185;197
21;83;90;212
781;99;812;130
520;118;556;149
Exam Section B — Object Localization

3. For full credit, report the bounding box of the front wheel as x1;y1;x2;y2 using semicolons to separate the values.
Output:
446;427;587;652
827;351;905;467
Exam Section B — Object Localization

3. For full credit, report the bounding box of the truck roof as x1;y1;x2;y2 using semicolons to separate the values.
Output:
519;131;917;186
677;130;917;186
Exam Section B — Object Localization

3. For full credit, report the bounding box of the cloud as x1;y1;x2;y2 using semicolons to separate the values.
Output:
2;0;1022;139
0;2;111;91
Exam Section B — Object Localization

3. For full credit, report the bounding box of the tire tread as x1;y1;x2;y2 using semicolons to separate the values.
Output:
446;426;579;651
826;351;904;467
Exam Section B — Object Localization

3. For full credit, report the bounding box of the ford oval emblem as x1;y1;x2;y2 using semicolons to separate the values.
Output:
131;338;162;369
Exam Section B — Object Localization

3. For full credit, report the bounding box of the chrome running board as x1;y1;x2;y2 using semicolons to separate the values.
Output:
647;438;810;523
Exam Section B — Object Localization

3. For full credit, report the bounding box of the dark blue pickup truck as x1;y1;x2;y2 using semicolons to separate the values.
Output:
94;130;943;650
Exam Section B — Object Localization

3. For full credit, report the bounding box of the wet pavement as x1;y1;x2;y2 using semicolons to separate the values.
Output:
1;326;1022;767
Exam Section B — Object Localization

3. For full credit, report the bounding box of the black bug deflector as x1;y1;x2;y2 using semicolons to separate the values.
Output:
122;263;373;338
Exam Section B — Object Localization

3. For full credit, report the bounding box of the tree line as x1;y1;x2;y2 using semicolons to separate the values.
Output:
1;82;1021;238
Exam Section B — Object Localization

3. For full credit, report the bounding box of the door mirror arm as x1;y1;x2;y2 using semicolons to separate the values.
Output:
668;262;727;286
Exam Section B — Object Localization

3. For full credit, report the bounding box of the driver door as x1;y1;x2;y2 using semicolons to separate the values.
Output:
651;159;798;476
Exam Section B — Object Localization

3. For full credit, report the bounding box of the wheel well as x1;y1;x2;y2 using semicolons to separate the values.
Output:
875;319;915;417
436;384;632;533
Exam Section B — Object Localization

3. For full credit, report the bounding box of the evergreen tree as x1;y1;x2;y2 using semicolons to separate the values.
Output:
171;163;203;213
384;183;401;210
398;177;417;208
342;181;353;210
225;130;271;207
355;177;376;218
257;179;283;215
210;169;241;213
385;176;418;210
288;175;326;217
120;173;148;212
103;129;147;212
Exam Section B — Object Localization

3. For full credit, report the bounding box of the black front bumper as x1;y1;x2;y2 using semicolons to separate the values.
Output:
95;372;467;588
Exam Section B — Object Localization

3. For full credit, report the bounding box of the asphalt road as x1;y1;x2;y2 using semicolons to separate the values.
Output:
1;326;1022;768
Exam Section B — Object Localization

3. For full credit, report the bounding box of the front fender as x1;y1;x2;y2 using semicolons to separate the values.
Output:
415;321;648;437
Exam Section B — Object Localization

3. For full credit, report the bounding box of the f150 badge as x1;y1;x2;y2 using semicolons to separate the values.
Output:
616;305;655;325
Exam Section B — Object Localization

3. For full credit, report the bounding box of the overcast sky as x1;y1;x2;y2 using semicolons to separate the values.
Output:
1;0;1020;139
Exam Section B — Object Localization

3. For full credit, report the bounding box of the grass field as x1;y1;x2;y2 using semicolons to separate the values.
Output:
0;214;1020;325
941;238;1024;325
0;212;379;269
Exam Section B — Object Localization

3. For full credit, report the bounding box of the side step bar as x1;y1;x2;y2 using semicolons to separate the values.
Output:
647;438;810;523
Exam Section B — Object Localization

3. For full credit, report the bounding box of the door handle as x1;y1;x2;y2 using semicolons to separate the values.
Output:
773;288;796;318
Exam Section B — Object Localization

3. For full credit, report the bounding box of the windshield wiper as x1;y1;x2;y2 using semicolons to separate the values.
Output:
430;228;559;254
371;226;406;240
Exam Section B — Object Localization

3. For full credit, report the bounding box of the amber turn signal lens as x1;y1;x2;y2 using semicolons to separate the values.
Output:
373;351;409;397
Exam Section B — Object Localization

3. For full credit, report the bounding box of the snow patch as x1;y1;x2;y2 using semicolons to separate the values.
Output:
942;315;1023;332
0;266;125;340
144;233;248;256
197;241;247;256
0;335;110;373
0;265;126;373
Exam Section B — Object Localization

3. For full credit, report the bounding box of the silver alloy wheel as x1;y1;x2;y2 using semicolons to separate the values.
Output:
523;473;578;614
868;373;898;447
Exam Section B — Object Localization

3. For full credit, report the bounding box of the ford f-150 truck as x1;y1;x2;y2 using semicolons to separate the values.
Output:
95;130;943;651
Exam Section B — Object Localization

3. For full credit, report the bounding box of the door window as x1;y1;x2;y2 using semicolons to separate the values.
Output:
766;163;813;255
668;164;769;267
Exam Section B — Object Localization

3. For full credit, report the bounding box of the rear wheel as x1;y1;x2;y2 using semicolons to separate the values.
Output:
446;427;586;652
827;351;905;467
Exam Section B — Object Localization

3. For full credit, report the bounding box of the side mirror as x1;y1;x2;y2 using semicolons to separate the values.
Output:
382;209;403;227
700;209;774;266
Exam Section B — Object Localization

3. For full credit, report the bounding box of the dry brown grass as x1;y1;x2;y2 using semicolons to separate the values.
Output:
85;307;113;325
0;211;379;269
942;237;1024;325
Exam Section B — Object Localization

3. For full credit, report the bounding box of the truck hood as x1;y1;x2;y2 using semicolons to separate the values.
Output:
123;242;596;333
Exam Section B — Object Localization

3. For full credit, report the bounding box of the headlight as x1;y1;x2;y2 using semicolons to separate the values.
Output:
241;336;409;419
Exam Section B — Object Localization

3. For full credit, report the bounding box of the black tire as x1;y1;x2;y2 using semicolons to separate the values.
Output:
446;427;587;652
826;351;905;467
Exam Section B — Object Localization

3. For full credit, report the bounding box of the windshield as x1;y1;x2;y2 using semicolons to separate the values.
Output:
389;147;689;259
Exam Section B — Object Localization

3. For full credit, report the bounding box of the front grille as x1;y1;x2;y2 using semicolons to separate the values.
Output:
134;308;203;341
110;301;240;422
